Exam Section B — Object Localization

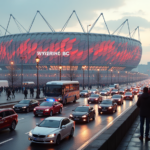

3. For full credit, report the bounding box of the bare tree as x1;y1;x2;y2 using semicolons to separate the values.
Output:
95;71;101;89
7;65;19;88
65;61;77;81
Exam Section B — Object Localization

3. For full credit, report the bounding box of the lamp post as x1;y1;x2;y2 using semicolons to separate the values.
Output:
97;69;100;89
36;56;40;99
82;66;86;90
118;71;119;84
111;69;113;85
107;63;111;86
59;65;62;80
20;56;26;93
10;61;14;89
87;24;91;89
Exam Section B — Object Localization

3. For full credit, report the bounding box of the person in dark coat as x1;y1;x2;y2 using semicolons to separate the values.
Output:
24;88;28;99
137;87;150;141
7;89;11;100
12;88;15;98
31;88;34;98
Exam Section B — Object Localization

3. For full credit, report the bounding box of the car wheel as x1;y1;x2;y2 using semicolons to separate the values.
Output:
87;117;90;123
56;135;61;145
115;108;117;112
50;110;53;116
93;114;95;120
59;108;62;114
10;121;16;131
26;108;29;113
98;111;101;115
73;97;76;103
34;114;38;117
69;128;74;138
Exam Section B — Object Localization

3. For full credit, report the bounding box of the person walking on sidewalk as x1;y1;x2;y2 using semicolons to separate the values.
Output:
137;87;150;141
24;88;28;99
12;88;15;98
7;89;11;100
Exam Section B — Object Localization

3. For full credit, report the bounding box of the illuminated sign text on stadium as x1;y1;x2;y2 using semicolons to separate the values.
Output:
37;51;70;56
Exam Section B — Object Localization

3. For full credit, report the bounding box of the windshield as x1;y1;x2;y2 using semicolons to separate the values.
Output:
112;90;118;91
40;102;53;106
19;100;30;104
109;85;115;87
112;95;121;98
125;92;132;95
101;100;112;104
74;107;89;112
101;90;107;92
39;120;60;128
91;89;97;91
91;94;99;97
82;90;88;92
119;89;124;91
45;85;62;96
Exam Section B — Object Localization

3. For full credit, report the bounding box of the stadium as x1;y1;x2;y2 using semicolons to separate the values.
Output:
0;11;146;85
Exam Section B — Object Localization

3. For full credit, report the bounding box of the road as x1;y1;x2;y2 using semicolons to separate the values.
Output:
0;95;138;150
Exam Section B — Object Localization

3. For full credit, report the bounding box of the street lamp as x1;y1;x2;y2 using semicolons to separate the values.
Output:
82;65;86;90
36;56;40;99
59;65;62;80
118;71;119;84
87;24;91;89
97;69;100;89
107;63;111;86
20;56;26;93
111;70;113;85
10;61;14;89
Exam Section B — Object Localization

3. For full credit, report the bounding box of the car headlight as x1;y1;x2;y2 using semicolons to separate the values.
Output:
99;106;102;109
118;99;121;101
84;93;87;95
95;98;98;100
70;114;73;117
130;96;132;97
108;106;112;109
82;115;87;118
47;134;56;138
45;109;49;111
29;131;32;137
34;108;36;111
22;106;26;109
13;106;14;108
58;98;61;100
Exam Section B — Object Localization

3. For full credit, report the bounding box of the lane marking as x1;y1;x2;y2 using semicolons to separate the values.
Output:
77;101;137;150
18;118;24;121
0;138;13;145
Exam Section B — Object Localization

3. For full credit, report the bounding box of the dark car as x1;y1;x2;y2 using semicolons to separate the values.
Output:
13;99;39;113
88;94;102;104
98;99;117;114
90;89;99;94
137;92;143;98
33;101;63;116
111;89;119;95
69;106;95;123
80;90;91;97
124;92;134;100
119;89;125;95
0;108;18;131
132;89;139;95
112;94;123;105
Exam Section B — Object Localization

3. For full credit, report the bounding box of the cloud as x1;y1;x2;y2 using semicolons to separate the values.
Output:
122;10;145;16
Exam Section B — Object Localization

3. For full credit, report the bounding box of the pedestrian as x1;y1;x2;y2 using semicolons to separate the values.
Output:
42;86;45;96
24;88;28;99
7;89;11;100
137;87;150;141
30;87;32;97
12;88;15;98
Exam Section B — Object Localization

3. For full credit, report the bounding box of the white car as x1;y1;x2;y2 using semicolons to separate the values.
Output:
28;117;75;145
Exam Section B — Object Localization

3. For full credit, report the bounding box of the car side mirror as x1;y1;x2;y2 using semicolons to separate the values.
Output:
0;117;2;120
62;125;66;129
36;123;39;126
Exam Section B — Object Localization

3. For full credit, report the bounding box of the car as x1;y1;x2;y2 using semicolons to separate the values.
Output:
90;89;99;94
111;89;119;95
69;105;95;123
132;89;139;95
98;99;117;114
137;92;143;98
28;117;75;145
124;92;134;100
13;99;39;113
87;94;102;103
80;90;91;97
119;89;125;95
126;87;132;92
111;94;123;105
104;88;111;95
0;108;18;131
33;101;63;117
100;90;109;96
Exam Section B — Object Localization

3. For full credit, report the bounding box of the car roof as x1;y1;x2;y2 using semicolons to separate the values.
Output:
45;117;67;121
112;94;121;96
103;99;113;101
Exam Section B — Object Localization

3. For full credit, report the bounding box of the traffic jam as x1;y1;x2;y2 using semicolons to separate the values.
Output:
0;80;148;145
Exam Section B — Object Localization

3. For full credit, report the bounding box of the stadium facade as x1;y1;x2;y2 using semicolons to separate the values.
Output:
0;32;142;71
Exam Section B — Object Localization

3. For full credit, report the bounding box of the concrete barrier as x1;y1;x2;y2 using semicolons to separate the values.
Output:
84;105;139;150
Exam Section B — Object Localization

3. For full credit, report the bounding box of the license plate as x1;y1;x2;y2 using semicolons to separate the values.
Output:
37;112;43;114
74;118;79;120
102;109;107;111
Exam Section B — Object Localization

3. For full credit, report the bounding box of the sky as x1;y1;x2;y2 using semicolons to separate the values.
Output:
0;0;150;64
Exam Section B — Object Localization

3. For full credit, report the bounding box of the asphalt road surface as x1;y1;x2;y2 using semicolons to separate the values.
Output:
0;96;138;150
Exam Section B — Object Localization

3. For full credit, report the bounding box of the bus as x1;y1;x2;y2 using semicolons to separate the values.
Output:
45;81;80;105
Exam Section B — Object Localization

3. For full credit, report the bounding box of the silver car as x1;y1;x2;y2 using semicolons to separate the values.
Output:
28;117;75;145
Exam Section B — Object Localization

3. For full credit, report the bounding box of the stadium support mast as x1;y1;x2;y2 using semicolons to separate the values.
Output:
61;10;85;33
0;25;11;35
112;19;131;38
130;26;140;42
89;13;110;34
28;10;55;33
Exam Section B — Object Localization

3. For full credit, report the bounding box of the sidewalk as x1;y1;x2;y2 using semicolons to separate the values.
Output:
0;91;44;104
117;116;150;150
